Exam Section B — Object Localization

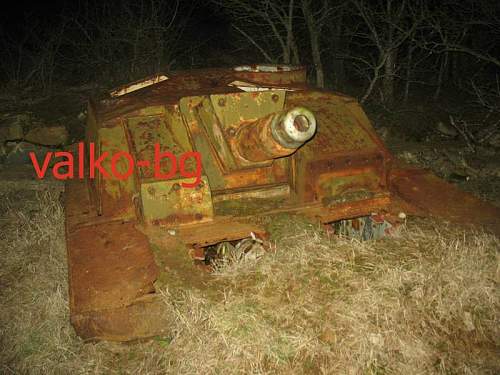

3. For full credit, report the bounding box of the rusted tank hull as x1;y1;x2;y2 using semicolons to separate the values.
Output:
64;66;500;341
66;171;499;341
65;179;269;340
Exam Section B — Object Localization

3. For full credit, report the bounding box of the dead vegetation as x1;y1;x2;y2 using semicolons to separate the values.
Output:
0;188;499;374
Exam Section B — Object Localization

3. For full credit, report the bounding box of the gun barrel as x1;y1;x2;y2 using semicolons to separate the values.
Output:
235;107;316;162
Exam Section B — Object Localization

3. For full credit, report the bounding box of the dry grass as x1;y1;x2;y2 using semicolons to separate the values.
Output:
0;188;498;374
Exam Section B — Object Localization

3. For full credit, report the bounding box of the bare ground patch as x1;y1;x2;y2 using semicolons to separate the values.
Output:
0;187;498;374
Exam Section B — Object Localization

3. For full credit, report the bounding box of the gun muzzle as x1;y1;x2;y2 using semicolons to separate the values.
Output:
235;107;316;162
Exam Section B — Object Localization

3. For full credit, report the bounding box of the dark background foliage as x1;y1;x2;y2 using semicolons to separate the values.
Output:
0;0;499;111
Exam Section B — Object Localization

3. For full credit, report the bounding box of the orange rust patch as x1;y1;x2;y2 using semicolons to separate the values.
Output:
391;168;500;235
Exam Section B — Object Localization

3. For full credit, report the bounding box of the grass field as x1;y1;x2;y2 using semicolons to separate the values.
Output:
0;184;498;374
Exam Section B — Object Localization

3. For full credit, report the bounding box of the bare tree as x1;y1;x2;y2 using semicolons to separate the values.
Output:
217;0;300;65
300;0;332;87
65;0;190;84
423;0;500;97
0;15;69;94
425;4;469;99
349;0;422;104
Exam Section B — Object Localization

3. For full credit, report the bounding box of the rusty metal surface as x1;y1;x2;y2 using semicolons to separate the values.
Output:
65;180;167;340
176;219;267;248
96;67;308;122
71;297;171;342
391;168;500;235
234;106;316;163
64;65;500;342
140;176;214;225
85;75;393;223
67;221;158;313
67;66;408;342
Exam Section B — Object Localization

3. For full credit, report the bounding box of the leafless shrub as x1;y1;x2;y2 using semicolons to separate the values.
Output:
447;78;500;151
